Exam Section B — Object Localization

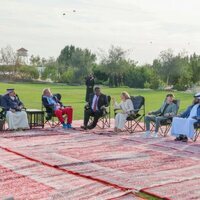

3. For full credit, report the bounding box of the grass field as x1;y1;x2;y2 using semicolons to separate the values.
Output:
0;82;194;120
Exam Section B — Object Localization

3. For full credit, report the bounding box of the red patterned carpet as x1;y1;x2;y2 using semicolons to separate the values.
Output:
0;120;200;200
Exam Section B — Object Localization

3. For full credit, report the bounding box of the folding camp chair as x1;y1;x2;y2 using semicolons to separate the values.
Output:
0;95;6;131
42;93;63;128
88;95;111;129
114;96;145;133
150;99;180;137
97;96;111;129
193;122;200;142
0;94;26;131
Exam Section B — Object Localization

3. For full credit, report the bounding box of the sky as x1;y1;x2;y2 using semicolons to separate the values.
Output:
1;0;200;64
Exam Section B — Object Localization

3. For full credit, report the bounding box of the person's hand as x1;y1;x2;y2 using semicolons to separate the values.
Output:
19;105;23;110
100;106;105;110
10;108;16;113
112;97;116;104
148;112;152;115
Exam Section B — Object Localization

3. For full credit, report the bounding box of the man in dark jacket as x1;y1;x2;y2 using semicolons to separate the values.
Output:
81;86;108;130
85;74;95;102
1;89;29;130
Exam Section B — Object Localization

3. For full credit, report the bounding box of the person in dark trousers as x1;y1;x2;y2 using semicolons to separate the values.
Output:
144;93;177;138
81;86;108;130
85;74;95;102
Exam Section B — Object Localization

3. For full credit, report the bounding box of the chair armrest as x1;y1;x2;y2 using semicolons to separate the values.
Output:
114;108;122;114
84;103;90;110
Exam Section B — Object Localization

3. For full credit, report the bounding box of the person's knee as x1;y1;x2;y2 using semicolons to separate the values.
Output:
144;115;150;121
155;117;162;121
65;107;72;112
6;111;12;117
55;110;61;116
22;111;27;117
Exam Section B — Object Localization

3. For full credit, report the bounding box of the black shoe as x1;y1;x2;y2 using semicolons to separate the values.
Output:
174;135;183;141
87;125;95;130
182;136;188;142
175;137;181;141
80;125;87;130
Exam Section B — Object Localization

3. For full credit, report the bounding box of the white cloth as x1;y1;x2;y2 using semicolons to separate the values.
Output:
92;95;99;111
171;104;199;138
6;111;29;130
114;99;134;129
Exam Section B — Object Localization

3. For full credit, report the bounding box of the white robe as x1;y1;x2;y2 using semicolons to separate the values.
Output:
6;111;30;130
114;99;134;129
171;104;198;139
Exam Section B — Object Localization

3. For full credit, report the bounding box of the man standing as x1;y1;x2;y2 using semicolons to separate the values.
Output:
171;93;200;142
85;74;95;102
144;94;177;138
81;87;108;130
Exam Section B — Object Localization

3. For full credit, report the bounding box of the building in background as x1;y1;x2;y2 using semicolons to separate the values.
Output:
17;47;28;65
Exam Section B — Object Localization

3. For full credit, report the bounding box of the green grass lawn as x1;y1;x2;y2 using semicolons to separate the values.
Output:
0;82;194;120
0;82;194;200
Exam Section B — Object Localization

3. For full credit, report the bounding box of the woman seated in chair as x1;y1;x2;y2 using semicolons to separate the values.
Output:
42;88;73;128
113;91;134;133
171;93;200;142
1;89;29;130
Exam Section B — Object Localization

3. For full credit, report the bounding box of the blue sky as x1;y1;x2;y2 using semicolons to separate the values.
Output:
1;0;200;64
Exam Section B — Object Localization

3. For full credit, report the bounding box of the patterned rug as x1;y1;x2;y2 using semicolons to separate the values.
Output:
0;120;200;199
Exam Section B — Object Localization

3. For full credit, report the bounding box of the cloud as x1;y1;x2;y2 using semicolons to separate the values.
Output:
1;0;200;64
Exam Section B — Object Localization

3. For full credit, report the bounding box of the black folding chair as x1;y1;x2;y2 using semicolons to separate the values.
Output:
88;95;111;129
42;93;62;128
0;95;6;131
193;122;200;142
0;94;26;131
114;96;145;133
97;96;111;129
150;99;180;137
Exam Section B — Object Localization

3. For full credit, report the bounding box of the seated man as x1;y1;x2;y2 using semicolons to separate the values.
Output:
144;93;177;138
81;86;108;130
42;88;73;128
1;89;29;130
171;93;200;142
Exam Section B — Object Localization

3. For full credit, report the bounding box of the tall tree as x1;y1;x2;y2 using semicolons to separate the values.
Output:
57;45;96;83
100;46;136;87
0;45;17;65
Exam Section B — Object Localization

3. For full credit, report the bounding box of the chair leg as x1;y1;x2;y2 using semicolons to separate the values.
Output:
193;129;200;142
125;117;145;134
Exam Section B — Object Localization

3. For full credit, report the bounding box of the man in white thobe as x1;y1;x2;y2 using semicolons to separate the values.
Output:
171;93;200;142
1;89;29;130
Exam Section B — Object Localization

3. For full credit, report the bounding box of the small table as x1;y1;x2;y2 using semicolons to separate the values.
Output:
26;109;44;129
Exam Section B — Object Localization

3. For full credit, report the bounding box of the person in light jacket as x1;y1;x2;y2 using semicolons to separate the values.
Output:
113;91;134;132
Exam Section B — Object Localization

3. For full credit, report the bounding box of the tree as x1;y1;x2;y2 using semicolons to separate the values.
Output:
57;45;75;67
29;55;41;66
0;45;17;66
100;46;136;87
57;45;96;84
189;53;200;83
124;65;152;88
41;57;59;81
